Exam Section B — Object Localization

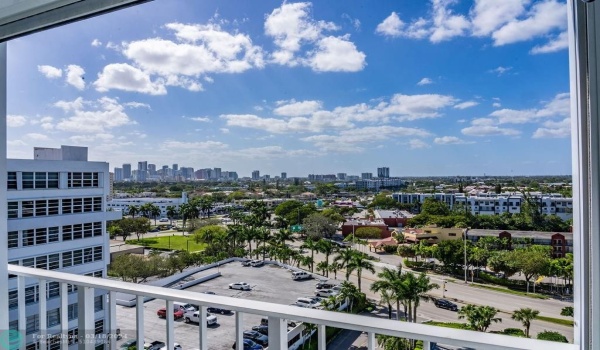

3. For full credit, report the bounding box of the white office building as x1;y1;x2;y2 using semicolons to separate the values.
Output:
7;145;121;348
107;193;188;218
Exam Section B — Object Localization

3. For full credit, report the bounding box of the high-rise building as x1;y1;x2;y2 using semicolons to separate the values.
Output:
148;163;157;176
122;163;132;180
137;161;148;182
114;167;123;181
377;167;390;178
281;172;287;180
214;168;222;180
361;172;373;180
7;145;119;347
337;173;347;180
252;170;260;180
173;164;178;172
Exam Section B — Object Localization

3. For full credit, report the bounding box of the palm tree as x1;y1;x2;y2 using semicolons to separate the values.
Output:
334;248;356;281
346;252;376;292
378;289;395;319
178;203;192;229
376;334;412;350
511;308;539;337
320;295;339;311
337;281;363;313
301;237;319;272
458;305;502;332
408;273;439;323
166;205;178;225
150;204;161;225
126;205;139;218
316;261;329;276
371;266;404;320
328;262;341;280
316;239;337;277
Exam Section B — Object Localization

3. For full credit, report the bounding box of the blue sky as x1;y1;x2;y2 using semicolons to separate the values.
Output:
6;0;571;177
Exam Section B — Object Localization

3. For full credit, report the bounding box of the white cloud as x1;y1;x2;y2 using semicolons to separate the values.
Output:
461;124;521;136
342;13;361;31
7;115;27;127
8;140;27;147
429;0;471;43
408;139;431;149
530;31;569;54
54;97;136;133
533;118;570;138
124;102;152;110
274;100;322;117
65;65;85;90
308;35;366;72
220;128;230;134
37;65;63;79
162;140;228;150
30;116;54;130
189;117;211;122
91;39;103;47
376;12;404;37
490;93;569;124
454;101;478;109
493;102;502;108
470;0;529;37
434;136;472;144
491;0;567;46
26;133;49;141
94;63;167;95
417;77;433;86
490;66;512;76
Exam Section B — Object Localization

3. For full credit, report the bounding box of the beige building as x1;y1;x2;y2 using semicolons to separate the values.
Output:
402;226;464;244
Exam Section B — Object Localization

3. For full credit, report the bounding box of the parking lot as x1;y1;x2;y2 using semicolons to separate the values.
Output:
115;261;333;350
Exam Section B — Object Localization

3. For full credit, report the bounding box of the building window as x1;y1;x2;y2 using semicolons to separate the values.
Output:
47;308;60;327
67;329;78;346
94;319;104;335
62;251;72;267
22;172;34;189
25;286;38;304
36;256;48;269
48;254;60;270
7;171;17;190
68;172;99;188
26;314;39;334
9;290;17;309
94;295;104;312
26;343;39;350
8;201;18;219
67;304;78;321
8;231;18;248
47;282;60;299
93;247;103;261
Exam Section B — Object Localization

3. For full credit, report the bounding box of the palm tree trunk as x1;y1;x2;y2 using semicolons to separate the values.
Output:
396;300;401;320
357;270;362;292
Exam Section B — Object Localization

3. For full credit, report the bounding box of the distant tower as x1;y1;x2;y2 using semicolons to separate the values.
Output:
281;172;287;180
122;163;132;179
377;167;390;178
252;170;260;180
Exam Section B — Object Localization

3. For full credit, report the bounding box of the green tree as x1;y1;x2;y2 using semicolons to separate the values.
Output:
334;248;356;281
420;198;451;216
316;261;329;276
511;245;552;291
302;213;338;239
458;305;502;332
354;226;382;239
301;237;319;272
370;266;405;320
346;252;376;292
511;308;539;338
337;281;363;313
560;306;574;317
166;205;178;225
537;331;568;343
316;239;337;277
126;205;139;218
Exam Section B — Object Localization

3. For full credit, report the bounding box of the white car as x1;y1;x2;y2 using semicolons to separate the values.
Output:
295;297;321;309
159;343;182;350
315;289;338;297
159;218;169;222
229;282;251;291
183;311;217;326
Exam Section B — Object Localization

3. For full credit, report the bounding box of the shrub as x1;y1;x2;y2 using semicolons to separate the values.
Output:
403;258;425;269
502;328;526;337
537;331;568;343
383;245;398;254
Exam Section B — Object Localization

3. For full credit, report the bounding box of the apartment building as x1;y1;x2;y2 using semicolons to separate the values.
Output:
392;192;573;220
7;145;121;349
107;192;188;218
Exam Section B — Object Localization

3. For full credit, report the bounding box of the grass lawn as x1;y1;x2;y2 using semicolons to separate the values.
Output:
127;236;206;252
536;315;574;327
470;284;549;300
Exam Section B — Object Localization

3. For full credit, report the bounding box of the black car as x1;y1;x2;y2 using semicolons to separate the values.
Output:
315;282;335;290
208;307;232;315
434;299;458;311
243;330;269;347
251;325;269;336
146;341;165;350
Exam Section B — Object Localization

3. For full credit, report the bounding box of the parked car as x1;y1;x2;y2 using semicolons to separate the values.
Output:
174;302;196;312
119;339;137;350
229;282;251;290
315;282;335;290
159;343;181;350
434;299;458;311
241;259;252;267
159;218;169;222
251;325;269;336
231;339;263;350
207;307;232;315
243;330;269;347
315;289;338;297
291;271;311;280
250;260;264;267
295;297;321;309
183;311;218;326
149;228;160;233
156;307;184;319
260;318;296;328
145;341;165;350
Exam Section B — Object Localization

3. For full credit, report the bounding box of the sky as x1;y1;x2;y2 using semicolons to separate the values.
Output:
6;0;572;177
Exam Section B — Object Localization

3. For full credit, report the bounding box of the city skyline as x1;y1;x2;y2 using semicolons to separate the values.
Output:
6;1;571;176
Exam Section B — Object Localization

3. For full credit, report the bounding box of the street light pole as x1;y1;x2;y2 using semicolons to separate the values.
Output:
463;228;468;284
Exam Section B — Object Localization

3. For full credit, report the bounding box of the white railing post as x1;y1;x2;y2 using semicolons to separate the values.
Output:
109;291;117;350
60;283;68;350
17;276;26;350
317;324;326;350
39;280;47;350
267;316;286;350
367;332;375;350
136;296;144;350
235;312;243;350
198;306;207;350
77;286;95;350
166;300;174;350
0;41;8;333
422;340;431;350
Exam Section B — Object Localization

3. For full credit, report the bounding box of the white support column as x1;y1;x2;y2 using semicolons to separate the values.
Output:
568;1;600;350
39;280;47;350
235;312;243;350
77;286;95;350
317;324;326;350
0;40;9;333
367;332;375;350
422;340;431;350
136;296;144;350
17;276;26;350
60;283;68;350
198;306;207;350
165;301;174;350
267;316;286;350
109;291;117;350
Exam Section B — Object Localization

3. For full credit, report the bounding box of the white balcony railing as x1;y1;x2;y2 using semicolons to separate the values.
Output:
8;265;577;350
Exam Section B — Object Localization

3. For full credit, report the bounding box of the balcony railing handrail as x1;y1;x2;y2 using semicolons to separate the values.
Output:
8;265;577;350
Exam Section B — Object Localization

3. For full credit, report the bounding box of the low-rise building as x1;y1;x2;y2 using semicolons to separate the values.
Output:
107;192;188;217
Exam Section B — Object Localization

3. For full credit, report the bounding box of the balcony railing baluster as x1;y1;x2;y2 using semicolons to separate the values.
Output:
135;296;144;350
423;340;431;350
17;276;26;350
109;291;117;350
198;305;207;350
166;300;174;350
39;279;47;350
60;283;68;350
235;311;243;350
77;286;95;350
367;332;375;350
318;324;326;350
267;316;286;349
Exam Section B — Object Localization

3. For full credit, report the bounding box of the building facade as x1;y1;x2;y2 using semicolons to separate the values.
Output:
107;192;188;218
7;146;121;348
